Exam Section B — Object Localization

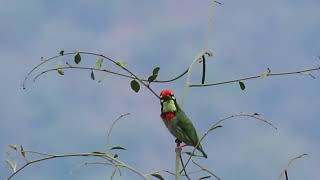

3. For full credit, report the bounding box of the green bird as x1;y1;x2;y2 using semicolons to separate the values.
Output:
160;89;207;158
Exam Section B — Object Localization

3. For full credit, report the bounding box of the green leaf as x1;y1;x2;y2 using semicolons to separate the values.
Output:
8;144;17;150
130;80;140;93
56;64;64;75
199;176;211;179
91;70;95;80
151;173;164;180
239;81;245;90
152;67;160;75
185;152;196;156
6;159;17;172
74;52;81;64
110;146;126;151
115;61;127;67
148;74;158;83
92;151;106;155
113;154;118;158
208;125;223;132
20;145;26;158
95;58;104;69
59;50;64;56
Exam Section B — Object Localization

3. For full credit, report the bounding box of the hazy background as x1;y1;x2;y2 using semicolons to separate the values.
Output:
1;0;319;179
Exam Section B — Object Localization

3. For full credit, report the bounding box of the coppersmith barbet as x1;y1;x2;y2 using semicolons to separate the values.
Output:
160;89;207;158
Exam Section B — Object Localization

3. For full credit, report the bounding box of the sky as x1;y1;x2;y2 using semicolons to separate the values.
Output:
1;0;320;179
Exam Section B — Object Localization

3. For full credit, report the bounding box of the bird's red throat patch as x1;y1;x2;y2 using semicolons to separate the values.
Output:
161;112;176;120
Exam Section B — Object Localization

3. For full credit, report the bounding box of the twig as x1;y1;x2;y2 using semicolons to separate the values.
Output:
33;66;188;85
145;169;203;178
179;154;191;180
106;113;130;149
192;160;221;180
190;66;320;87
182;112;277;171
278;153;308;180
285;170;289;180
22;51;191;99
181;50;213;107
7;151;149;180
201;55;206;84
69;161;118;176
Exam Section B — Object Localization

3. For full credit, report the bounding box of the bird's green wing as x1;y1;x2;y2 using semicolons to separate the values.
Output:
175;105;200;146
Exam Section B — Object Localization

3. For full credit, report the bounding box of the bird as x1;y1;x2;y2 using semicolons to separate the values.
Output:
159;89;207;158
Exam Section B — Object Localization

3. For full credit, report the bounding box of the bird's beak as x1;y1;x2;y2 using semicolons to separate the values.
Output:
162;95;171;102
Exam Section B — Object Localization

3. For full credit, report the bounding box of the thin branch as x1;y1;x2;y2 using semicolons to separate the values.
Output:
182;112;277;171
68;161;119;177
190;66;320;87
33;66;188;84
201;55;206;84
278;153;308;180
7;151;149;180
23;51;189;99
192;160;221;180
106;113;130;149
181;50;213;107
285;170;289;180
145;169;203;178
179;154;191;180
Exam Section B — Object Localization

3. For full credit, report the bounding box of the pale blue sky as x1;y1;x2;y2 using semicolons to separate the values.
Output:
1;0;319;179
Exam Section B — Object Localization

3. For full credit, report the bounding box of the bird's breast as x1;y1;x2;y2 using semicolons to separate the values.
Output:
160;112;176;121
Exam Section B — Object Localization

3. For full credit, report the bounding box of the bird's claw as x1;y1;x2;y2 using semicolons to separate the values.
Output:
175;146;182;152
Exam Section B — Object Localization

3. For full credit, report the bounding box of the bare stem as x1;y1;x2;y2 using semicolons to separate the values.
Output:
190;66;320;87
106;113;130;149
278;153;308;180
175;148;181;180
192;160;221;180
182;112;277;171
22;51;190;99
7;151;149;180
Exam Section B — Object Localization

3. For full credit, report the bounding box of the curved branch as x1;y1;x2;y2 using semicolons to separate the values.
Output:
33;66;188;84
190;66;320;87
7;151;149;180
192;160;221;180
278;153;308;180
182;112;277;171
106;113;130;149
23;51;190;99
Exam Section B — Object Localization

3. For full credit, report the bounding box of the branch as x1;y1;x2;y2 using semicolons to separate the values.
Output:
106;113;130;149
182;112;277;171
175;146;181;180
7;151;149;180
22;51;189;99
179;154;191;180
190;66;320;87
192;160;221;180
145;169;203;179
278;153;308;180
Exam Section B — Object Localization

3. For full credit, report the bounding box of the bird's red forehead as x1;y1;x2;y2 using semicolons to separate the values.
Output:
160;89;174;97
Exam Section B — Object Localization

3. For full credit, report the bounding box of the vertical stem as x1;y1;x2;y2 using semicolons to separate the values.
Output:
285;170;289;180
201;55;206;84
175;148;181;180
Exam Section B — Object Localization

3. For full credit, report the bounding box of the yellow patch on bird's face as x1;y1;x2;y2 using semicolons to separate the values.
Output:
162;100;177;112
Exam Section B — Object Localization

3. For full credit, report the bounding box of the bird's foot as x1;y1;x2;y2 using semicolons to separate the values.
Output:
175;146;182;152
175;144;188;152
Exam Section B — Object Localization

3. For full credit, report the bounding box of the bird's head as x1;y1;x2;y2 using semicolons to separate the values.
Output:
160;89;177;114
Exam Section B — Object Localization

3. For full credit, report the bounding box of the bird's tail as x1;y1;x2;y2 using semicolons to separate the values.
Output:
197;145;208;158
